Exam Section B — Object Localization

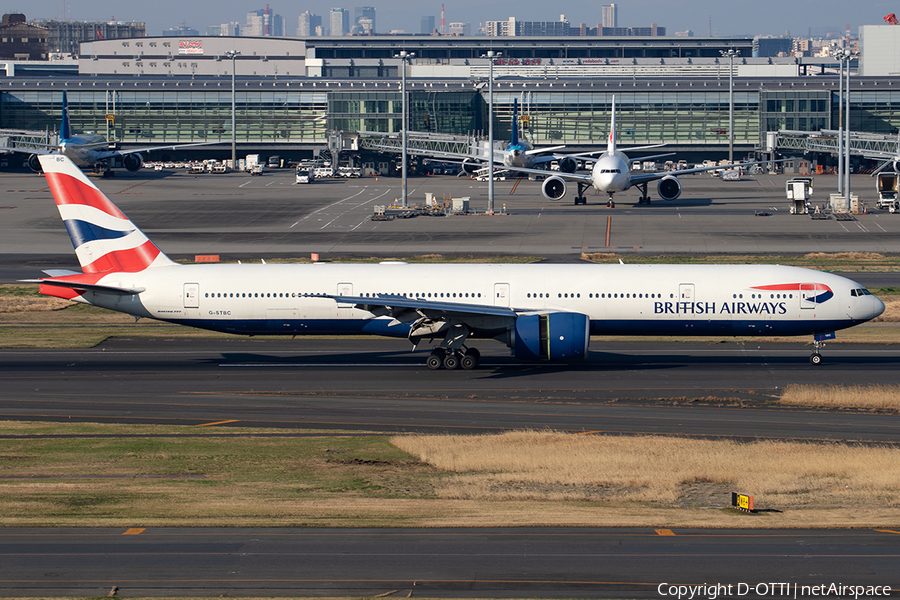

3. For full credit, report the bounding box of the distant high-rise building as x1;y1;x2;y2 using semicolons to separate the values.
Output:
447;22;470;36
298;11;322;36
421;15;435;34
602;4;617;28
354;7;375;34
36;17;145;55
485;17;568;37
163;25;199;36
330;8;349;36
245;7;283;36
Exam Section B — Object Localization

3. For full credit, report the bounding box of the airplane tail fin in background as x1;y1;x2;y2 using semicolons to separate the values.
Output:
39;154;176;274
511;98;519;146
607;95;617;155
61;90;71;140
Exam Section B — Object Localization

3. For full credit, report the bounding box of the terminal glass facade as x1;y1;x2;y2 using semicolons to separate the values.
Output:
492;91;760;146
328;91;478;135
0;89;328;145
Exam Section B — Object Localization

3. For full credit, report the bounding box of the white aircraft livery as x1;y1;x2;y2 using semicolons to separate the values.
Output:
34;154;884;369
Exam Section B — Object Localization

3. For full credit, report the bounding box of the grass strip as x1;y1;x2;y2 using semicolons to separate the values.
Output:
1;423;899;528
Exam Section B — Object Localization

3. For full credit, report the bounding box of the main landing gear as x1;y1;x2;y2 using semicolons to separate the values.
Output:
574;182;589;206
426;347;481;370
636;182;651;205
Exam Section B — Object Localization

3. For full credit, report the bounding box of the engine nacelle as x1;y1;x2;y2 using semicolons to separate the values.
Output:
557;157;578;173
122;153;143;172
27;154;42;173
462;158;480;175
513;312;589;361
657;175;682;201
541;175;567;201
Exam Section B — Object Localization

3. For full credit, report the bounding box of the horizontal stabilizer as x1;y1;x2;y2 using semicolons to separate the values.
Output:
23;278;145;295
41;269;81;277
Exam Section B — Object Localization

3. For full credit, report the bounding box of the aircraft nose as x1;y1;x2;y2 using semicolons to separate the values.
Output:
871;295;886;320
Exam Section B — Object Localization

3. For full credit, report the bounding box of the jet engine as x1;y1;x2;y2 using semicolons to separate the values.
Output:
657;175;682;201
511;312;589;361
461;158;480;175
27;154;43;173
557;157;578;173
541;175;567;201
122;153;144;172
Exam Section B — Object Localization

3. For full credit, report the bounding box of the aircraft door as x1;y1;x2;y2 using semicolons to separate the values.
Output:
494;283;510;307
184;283;200;308
336;282;354;311
679;283;695;319
800;283;816;309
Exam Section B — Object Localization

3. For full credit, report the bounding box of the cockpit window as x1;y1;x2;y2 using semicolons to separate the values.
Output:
851;288;873;297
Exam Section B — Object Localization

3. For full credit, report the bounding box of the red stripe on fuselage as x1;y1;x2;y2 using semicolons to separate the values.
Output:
45;171;128;219
751;283;832;293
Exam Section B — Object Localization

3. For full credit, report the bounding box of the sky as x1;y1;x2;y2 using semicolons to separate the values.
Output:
16;0;897;38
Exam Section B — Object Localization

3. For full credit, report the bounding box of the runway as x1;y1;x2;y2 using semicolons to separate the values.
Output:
1;338;898;442
0;527;897;598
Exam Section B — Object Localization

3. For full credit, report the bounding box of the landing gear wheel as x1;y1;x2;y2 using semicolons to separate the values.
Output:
810;353;823;366
443;352;460;370
460;350;479;370
607;199;615;208
426;352;443;370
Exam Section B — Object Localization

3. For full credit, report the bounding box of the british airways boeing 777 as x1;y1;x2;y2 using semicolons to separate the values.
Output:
31;154;884;370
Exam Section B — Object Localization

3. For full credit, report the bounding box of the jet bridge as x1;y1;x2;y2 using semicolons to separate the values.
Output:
774;130;900;162
357;130;480;157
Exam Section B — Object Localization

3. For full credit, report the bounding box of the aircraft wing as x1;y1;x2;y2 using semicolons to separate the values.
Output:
92;141;225;160
0;145;55;156
628;160;766;185
327;293;519;324
482;163;594;184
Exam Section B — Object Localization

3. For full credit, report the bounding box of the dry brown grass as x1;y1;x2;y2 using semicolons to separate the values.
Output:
581;252;619;262
872;295;900;322
0;296;71;312
803;252;885;261
392;431;900;511
779;384;900;411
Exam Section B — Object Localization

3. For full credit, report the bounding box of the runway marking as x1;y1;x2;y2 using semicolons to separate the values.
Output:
875;221;887;232
196;419;240;427
320;188;391;230
291;189;367;228
122;528;145;535
655;529;676;536
874;529;900;534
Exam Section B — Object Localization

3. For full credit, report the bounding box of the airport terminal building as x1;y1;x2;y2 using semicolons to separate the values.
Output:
1;32;899;163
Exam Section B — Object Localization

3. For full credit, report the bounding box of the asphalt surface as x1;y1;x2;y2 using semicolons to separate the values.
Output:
1;338;899;442
1;527;897;598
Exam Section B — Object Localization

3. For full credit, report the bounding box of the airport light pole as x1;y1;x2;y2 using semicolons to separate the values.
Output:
831;47;844;193
843;48;859;205
395;51;414;208
225;50;240;170
483;50;500;213
720;48;739;164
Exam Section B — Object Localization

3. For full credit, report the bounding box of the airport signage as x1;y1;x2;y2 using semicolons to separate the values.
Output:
493;58;543;66
731;492;754;512
179;40;203;55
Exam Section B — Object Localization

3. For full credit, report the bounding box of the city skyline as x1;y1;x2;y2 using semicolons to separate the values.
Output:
16;0;893;38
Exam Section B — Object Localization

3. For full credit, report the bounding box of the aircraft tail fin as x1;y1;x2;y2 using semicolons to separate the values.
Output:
38;154;177;274
511;98;519;146
61;91;71;140
607;95;617;155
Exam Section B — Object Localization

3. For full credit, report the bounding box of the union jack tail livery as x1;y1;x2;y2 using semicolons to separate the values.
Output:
40;154;176;275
